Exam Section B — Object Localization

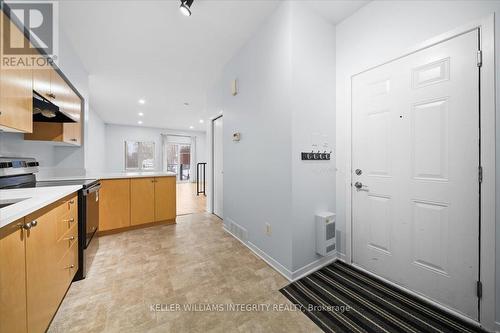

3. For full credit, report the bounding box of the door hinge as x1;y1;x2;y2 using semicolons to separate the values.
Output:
477;281;483;299
478;166;483;183
477;50;483;67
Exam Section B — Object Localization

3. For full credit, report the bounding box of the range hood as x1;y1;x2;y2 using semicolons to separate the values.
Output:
32;91;76;123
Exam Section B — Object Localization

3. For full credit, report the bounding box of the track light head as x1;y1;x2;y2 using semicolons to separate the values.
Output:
180;0;193;17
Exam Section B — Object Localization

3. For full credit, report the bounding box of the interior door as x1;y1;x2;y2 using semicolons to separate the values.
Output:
213;116;223;218
352;30;479;319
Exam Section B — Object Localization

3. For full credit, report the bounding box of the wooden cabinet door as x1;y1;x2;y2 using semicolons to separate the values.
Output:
33;68;52;99
61;86;82;145
99;179;131;231
154;177;176;222
0;12;33;133
131;178;155;226
25;204;68;333
0;219;27;333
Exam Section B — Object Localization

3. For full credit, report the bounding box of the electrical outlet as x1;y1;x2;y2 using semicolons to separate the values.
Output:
265;223;272;236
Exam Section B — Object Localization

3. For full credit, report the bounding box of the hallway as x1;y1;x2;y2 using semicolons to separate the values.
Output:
176;183;206;216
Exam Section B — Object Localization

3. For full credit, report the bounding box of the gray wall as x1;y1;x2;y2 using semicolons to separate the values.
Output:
207;1;336;276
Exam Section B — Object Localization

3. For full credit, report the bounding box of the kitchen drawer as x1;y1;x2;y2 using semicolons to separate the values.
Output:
55;196;78;239
55;223;78;260
69;236;79;281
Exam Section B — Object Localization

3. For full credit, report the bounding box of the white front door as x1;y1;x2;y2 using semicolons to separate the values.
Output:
352;30;479;319
213;116;223;218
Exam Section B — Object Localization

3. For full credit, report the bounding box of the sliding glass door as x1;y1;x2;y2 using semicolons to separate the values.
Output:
166;143;191;182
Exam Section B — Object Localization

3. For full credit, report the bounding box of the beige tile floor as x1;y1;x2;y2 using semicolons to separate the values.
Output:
48;213;321;333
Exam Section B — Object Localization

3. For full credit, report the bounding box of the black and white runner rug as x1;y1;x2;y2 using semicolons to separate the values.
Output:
280;260;488;333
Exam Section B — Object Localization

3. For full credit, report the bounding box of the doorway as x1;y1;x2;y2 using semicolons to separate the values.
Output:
212;116;223;218
351;30;480;319
163;134;206;215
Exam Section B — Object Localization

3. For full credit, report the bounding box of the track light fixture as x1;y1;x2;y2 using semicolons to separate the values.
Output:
180;0;193;17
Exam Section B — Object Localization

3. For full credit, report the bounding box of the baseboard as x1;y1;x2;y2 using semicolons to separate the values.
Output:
337;252;347;262
223;226;294;280
291;255;337;281
223;226;340;283
494;321;500;333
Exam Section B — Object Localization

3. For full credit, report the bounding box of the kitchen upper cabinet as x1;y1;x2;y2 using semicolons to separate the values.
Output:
99;179;131;231
25;69;82;146
0;219;27;333
131;177;156;226
0;12;33;133
155;176;176;222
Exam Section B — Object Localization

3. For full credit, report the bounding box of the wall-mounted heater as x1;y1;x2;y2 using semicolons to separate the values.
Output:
316;212;336;256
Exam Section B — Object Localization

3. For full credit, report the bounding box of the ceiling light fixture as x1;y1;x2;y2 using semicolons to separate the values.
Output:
183;102;190;106
179;0;193;16
199;119;204;124
189;125;194;129
138;99;146;105
138;112;144;116
138;120;143;125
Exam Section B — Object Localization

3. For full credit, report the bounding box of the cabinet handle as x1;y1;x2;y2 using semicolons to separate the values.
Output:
30;220;38;228
69;200;75;204
65;264;75;269
64;236;75;241
63;218;75;223
48;93;56;99
18;222;32;230
70;138;77;142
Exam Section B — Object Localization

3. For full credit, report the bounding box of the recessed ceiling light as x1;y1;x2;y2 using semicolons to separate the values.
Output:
138;112;144;116
184;102;190;106
189;125;194;129
179;0;193;16
138;99;146;105
199;119;204;124
138;120;143;125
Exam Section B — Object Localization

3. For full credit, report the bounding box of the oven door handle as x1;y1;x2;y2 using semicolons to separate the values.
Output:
82;183;101;196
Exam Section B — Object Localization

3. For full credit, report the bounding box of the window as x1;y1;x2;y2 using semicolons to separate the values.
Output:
125;141;155;170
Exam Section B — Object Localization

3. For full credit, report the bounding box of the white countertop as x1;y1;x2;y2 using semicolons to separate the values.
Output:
37;171;176;182
0;185;82;228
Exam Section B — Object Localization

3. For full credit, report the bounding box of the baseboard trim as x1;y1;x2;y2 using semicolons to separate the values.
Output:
337;252;347;262
223;226;340;283
223;226;294;281
291;255;337;282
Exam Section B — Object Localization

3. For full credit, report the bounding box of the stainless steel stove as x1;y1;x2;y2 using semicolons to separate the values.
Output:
0;157;100;280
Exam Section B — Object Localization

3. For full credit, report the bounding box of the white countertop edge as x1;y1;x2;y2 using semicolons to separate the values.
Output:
0;185;82;229
37;172;177;182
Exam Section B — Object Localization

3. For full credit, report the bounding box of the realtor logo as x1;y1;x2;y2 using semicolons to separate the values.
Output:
2;1;58;66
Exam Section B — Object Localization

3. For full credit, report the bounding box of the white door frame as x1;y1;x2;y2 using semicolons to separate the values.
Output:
344;15;495;330
211;115;223;217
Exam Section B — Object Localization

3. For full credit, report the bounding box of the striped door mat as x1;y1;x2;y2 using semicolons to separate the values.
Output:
280;260;488;333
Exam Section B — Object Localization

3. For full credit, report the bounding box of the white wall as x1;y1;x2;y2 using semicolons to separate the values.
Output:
207;1;294;270
206;1;336;277
290;2;336;272
334;0;500;327
85;108;106;173
105;124;206;173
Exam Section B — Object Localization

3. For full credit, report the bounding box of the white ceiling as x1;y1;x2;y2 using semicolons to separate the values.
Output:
60;0;368;132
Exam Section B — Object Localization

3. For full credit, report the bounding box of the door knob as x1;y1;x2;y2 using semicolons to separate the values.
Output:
355;169;362;175
354;182;369;192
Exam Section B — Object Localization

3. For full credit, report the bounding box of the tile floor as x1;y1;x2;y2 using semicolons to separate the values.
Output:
48;213;320;333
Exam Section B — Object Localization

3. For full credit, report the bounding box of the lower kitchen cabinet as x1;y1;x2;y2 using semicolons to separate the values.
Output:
155;176;176;221
99;179;131;231
131;177;156;226
99;176;176;233
0;219;28;333
0;193;78;333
